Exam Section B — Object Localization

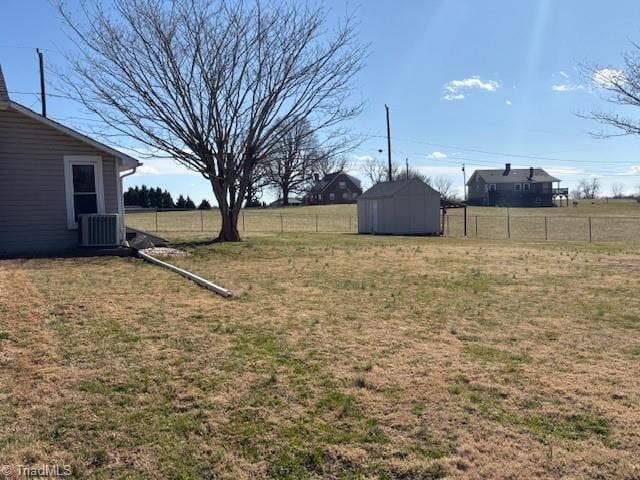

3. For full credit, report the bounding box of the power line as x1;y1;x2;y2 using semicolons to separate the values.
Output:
352;132;640;166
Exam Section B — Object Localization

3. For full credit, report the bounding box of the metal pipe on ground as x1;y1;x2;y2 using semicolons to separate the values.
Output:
137;250;232;298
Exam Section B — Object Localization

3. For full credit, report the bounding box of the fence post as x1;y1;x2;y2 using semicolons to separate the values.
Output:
316;214;318;233
200;209;204;232
280;213;283;234
463;207;467;237
475;215;478;237
544;216;548;241
155;209;158;232
349;214;352;233
507;212;511;239
242;211;245;232
588;217;592;243
446;214;450;235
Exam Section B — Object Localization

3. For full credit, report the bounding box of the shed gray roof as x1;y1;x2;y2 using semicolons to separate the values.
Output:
0;65;9;102
360;178;434;199
468;168;560;185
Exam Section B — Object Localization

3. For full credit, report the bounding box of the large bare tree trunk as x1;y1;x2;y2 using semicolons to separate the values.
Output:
212;180;242;242
219;208;241;242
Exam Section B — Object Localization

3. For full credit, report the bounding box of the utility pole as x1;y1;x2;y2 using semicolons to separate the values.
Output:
385;104;392;181
462;163;466;201
36;48;46;117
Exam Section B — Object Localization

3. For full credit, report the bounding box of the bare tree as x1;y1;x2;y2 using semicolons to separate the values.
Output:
434;176;455;200
610;182;625;198
263;118;357;204
264;119;320;205
582;48;640;136
396;166;431;185
359;158;429;186
315;154;349;177
58;0;365;241
577;177;601;199
244;162;269;208
360;157;395;185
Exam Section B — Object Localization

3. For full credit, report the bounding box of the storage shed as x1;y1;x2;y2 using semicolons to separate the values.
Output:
357;178;441;235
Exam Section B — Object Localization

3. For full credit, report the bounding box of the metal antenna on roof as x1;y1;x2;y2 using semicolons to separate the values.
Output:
36;48;46;117
385;104;392;181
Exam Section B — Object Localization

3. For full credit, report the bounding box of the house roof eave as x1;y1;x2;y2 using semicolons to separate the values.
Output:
8;101;141;170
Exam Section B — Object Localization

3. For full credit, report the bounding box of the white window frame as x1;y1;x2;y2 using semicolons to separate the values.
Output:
64;155;105;229
329;192;335;201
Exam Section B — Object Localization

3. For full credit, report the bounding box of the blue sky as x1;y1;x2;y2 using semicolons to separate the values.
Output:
2;0;640;203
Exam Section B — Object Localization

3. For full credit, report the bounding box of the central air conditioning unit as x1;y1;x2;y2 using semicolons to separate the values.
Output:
79;214;120;247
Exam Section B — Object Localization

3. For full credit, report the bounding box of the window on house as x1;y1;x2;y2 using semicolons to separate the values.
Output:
72;165;98;219
515;184;521;192
542;183;549;193
489;184;496;191
339;181;347;189
342;192;349;199
523;183;530;192
352;192;358;199
329;193;335;201
64;156;104;229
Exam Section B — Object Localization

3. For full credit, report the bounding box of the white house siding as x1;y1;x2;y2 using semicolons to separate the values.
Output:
0;108;119;255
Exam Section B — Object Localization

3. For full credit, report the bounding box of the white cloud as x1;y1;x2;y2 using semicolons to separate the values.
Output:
505;99;513;106
133;158;199;176
545;166;582;176
551;70;587;93
592;68;625;88
442;76;500;100
551;83;584;92
426;151;448;159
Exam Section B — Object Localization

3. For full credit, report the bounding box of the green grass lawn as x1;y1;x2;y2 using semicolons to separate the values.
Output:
1;233;640;478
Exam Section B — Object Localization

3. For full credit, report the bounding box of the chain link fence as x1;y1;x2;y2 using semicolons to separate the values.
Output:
126;209;640;243
126;209;357;234
444;213;640;243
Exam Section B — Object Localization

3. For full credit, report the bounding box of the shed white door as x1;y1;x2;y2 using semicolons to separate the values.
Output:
371;200;379;233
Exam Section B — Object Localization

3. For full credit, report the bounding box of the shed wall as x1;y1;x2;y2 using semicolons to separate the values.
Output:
357;181;440;235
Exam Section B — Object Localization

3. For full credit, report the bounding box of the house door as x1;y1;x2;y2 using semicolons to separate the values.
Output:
371;200;379;233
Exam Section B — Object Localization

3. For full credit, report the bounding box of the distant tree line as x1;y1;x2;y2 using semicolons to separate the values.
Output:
124;185;211;210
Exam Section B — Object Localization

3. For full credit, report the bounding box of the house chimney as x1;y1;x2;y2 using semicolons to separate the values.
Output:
529;167;534;179
504;163;511;175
